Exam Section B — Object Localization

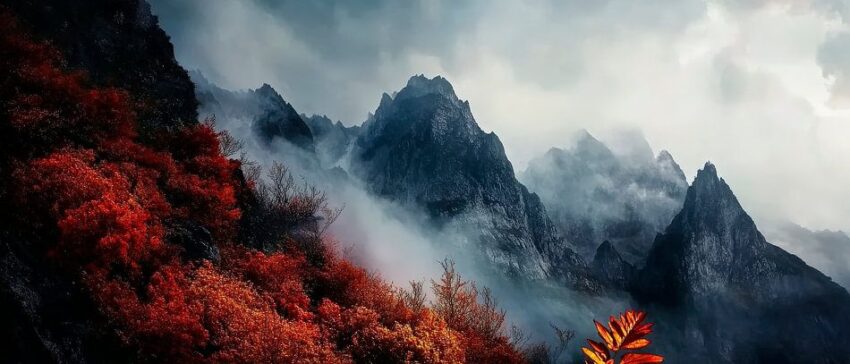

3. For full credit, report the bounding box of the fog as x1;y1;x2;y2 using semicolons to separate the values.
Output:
149;0;850;356
150;0;850;237
191;76;634;359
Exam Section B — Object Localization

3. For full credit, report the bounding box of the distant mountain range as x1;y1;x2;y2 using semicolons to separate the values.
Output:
521;130;688;263
196;74;850;363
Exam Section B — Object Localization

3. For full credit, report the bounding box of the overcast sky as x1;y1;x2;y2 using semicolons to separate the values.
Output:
149;0;850;233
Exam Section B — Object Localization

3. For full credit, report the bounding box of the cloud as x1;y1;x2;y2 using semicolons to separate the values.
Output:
763;221;850;290
818;31;850;107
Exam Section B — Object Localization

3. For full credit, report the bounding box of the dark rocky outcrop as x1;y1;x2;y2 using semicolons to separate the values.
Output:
350;75;598;290
0;1;200;362
251;84;315;152
193;73;316;154
633;163;850;363
592;240;635;290
3;0;198;132
169;221;219;263
0;234;131;363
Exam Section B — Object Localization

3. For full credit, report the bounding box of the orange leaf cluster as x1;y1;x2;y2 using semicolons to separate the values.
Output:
582;310;663;364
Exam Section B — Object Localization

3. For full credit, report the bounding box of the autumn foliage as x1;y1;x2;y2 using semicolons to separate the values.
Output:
582;310;664;364
0;9;527;363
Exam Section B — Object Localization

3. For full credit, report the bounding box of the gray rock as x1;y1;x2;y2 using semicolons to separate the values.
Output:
169;221;219;263
634;162;850;363
350;75;599;290
592;240;635;289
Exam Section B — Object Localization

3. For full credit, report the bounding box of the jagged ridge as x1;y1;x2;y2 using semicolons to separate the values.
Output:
634;163;850;363
521;130;688;263
351;75;599;290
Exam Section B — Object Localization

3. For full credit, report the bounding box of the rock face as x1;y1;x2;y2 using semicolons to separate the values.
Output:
634;163;850;363
251;84;315;152
521;130;687;263
350;75;597;289
5;0;198;131
193;73;316;153
302;114;361;167
592;241;635;290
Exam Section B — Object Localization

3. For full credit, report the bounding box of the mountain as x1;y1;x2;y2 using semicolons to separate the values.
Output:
302;114;361;167
193;72;316;153
350;75;598;290
521;130;687;263
251;84;315;152
592;241;635;289
634;163;850;363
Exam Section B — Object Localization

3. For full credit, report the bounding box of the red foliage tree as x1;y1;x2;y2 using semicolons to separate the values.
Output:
1;8;528;364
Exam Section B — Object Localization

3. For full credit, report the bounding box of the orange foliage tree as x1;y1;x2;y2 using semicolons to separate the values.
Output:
431;260;525;364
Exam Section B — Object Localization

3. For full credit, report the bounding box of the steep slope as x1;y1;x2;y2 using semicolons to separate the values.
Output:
635;163;850;363
521;130;687;263
0;2;198;361
765;222;850;290
0;6;527;364
251;84;315;152
3;0;197;131
350;75;597;290
193;73;316;153
591;241;635;290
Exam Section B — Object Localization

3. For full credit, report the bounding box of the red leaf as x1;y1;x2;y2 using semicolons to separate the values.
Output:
621;353;664;364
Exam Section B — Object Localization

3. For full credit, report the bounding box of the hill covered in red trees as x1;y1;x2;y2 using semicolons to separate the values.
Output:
0;4;524;363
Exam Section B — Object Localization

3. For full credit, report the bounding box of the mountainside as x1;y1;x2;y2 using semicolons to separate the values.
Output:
350;75;598;290
193;72;316;153
521;130;687;263
592;241;635;289
0;3;529;363
3;0;197;131
302;114;361;167
634;163;850;363
0;1;199;360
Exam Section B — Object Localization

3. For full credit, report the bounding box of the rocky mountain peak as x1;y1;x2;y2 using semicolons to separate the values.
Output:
397;74;460;103
592;241;635;289
633;162;850;362
254;83;282;101
695;161;718;182
595;240;619;258
573;130;612;155
656;149;675;164
672;162;750;238
656;150;687;182
638;162;762;301
350;75;598;290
